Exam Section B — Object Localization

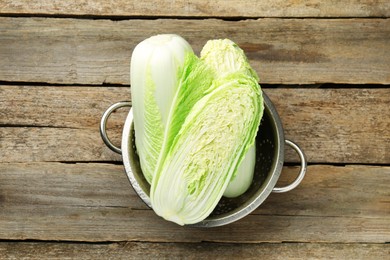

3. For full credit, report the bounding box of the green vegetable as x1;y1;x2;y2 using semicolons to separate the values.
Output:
131;35;263;225
150;39;264;225
130;34;193;184
200;39;258;199
223;145;256;198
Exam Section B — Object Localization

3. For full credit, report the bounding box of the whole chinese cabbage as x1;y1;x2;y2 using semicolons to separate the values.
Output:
130;34;193;184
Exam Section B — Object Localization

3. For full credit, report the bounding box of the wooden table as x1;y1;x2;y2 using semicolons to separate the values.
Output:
1;1;389;258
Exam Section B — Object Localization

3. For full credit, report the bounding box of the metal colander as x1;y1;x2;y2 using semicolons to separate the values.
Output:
100;92;306;227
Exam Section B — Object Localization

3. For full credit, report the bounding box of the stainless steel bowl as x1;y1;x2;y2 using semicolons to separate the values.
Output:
100;92;306;227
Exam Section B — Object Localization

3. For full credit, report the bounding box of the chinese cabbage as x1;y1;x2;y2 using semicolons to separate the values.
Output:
150;39;263;225
130;34;193;183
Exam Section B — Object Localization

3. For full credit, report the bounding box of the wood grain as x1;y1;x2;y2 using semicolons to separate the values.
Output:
0;163;389;243
0;17;389;85
1;86;389;164
0;241;388;259
1;0;389;257
1;0;389;18
0;85;130;129
0;127;122;162
266;88;390;164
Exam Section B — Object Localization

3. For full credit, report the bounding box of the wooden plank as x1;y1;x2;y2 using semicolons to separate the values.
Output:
264;165;390;219
0;0;389;18
0;162;146;209
0;127;121;162
0;241;388;259
1;86;389;164
266;88;390;164
1;163;388;218
0;17;389;85
0;163;388;243
2;203;388;243
0;85;130;129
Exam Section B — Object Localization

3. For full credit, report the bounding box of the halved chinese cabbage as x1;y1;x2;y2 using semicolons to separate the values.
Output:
200;39;259;198
150;39;263;225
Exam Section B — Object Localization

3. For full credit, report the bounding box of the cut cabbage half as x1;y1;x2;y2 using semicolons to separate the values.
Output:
150;39;264;225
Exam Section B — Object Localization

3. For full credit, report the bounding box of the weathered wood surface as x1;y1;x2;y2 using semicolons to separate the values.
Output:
1;0;389;257
1;241;389;260
1;0;389;18
0;163;389;243
1;18;389;85
1;86;389;164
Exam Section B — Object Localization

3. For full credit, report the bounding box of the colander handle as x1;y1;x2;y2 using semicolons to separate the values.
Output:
272;139;307;193
100;101;132;154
